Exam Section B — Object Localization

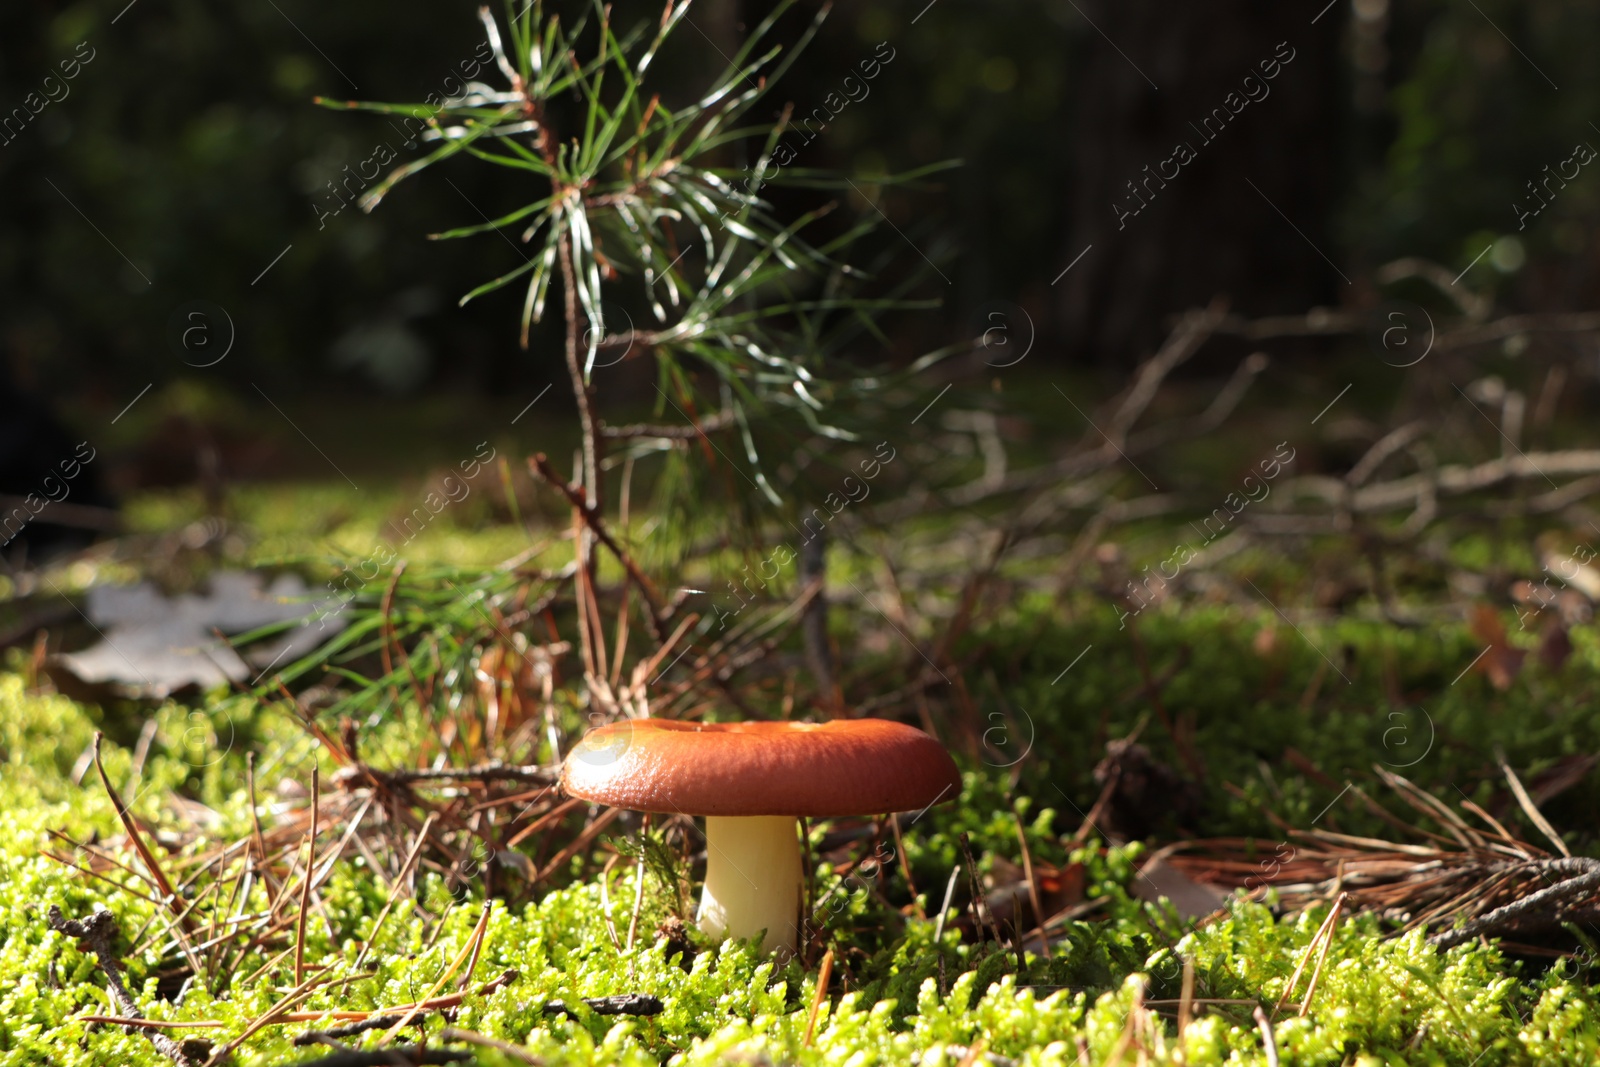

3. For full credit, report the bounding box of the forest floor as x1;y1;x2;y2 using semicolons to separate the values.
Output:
5;367;1600;1066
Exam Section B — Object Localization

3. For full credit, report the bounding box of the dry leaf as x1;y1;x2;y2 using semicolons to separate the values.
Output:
53;571;340;699
1538;621;1574;672
1133;853;1229;920
1469;604;1525;690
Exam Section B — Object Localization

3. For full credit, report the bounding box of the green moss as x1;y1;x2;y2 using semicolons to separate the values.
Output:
0;664;1594;1065
940;597;1600;850
4;475;1600;1064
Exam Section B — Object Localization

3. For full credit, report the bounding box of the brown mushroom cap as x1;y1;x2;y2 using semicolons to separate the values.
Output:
560;719;961;817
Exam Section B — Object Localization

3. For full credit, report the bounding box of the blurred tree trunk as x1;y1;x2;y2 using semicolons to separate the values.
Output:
1058;2;1347;363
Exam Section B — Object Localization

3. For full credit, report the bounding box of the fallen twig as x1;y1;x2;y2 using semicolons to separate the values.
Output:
48;906;205;1067
75;1017;223;1029
291;1015;411;1046
275;1048;470;1067
1252;1005;1281;1067
1428;858;1600;949
542;992;665;1020
288;969;519;1049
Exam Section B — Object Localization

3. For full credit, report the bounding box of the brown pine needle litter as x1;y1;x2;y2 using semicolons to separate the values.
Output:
804;948;835;1047
1157;767;1600;950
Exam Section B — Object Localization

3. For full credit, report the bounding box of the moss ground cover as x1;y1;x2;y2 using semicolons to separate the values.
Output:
6;351;1598;1064
5;550;1600;1064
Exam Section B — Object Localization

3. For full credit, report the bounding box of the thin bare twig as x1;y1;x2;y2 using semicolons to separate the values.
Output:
1498;749;1571;858
335;762;556;788
601;409;735;440
49;907;204;1067
1429;859;1600;949
529;452;667;639
542;993;664;1019
1253;1005;1281;1067
274;1048;471;1067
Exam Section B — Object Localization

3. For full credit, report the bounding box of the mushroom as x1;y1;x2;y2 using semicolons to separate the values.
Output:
560;718;961;955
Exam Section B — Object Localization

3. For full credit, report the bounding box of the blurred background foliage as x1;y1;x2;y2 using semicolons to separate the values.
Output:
2;0;1598;410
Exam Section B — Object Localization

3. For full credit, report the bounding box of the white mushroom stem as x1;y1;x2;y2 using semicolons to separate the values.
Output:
696;815;803;955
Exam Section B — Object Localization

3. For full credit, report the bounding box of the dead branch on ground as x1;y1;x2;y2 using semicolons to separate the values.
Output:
49;906;207;1067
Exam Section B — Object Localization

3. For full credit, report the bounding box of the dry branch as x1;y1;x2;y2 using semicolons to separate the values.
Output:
601;408;736;440
528;452;668;640
49;906;205;1067
291;1015;415;1046
275;1048;470;1067
1284;450;1600;517
1252;1005;1281;1067
334;762;557;789
1427;858;1600;949
1165;771;1600;952
541;992;664;1019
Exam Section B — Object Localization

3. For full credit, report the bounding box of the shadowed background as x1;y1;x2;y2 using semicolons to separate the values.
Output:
1;0;1598;489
